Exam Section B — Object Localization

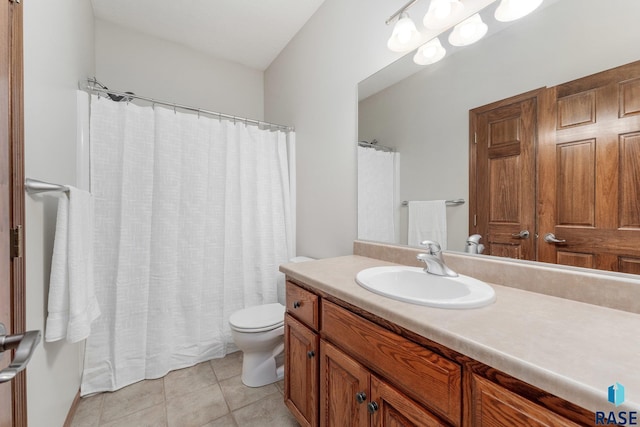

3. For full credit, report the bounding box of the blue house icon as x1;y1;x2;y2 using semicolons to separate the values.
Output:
608;383;625;407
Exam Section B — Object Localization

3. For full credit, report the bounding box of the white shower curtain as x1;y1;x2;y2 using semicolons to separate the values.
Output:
81;95;294;395
357;146;399;243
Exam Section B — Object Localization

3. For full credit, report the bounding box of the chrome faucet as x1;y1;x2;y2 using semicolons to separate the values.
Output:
464;234;485;254
416;240;458;277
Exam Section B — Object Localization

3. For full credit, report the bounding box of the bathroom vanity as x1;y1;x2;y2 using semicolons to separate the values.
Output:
280;242;640;426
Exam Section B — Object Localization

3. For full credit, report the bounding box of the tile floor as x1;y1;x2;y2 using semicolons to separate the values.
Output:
70;351;299;427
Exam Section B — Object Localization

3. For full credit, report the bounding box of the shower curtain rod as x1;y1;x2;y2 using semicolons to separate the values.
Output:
358;140;395;152
80;78;294;132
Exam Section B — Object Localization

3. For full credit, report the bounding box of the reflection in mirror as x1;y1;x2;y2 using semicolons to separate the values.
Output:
357;0;640;273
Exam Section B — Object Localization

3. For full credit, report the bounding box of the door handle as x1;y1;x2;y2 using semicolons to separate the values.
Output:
544;233;566;244
511;230;530;239
0;323;41;384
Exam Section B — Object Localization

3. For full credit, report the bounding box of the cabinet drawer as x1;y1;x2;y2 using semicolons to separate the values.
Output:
471;374;580;426
321;300;462;426
286;281;319;330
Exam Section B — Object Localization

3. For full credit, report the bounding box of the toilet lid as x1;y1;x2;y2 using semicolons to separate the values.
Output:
229;303;285;332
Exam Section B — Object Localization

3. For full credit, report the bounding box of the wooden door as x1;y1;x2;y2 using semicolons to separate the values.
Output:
1;0;26;426
319;340;369;427
471;90;540;260
470;374;579;427
538;61;640;272
369;376;445;427
284;314;319;427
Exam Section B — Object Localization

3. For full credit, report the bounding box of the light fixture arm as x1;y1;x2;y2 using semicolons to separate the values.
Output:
385;0;420;25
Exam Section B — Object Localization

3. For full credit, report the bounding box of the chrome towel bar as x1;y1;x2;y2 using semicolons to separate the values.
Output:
401;199;465;207
25;178;68;194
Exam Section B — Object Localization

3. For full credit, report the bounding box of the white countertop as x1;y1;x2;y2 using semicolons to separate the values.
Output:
280;255;640;413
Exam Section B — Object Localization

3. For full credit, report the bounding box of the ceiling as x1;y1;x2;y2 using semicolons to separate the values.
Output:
91;0;326;71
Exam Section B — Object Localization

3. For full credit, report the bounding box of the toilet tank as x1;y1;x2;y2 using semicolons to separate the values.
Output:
277;256;314;304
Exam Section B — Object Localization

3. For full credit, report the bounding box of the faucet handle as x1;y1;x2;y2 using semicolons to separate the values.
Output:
419;240;441;255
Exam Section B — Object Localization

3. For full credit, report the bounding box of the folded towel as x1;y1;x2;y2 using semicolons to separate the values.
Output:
45;186;100;343
407;200;447;249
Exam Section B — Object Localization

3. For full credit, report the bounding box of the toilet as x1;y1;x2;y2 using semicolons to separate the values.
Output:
229;256;314;387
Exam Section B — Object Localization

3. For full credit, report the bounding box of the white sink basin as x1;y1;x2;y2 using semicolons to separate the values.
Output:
355;266;496;309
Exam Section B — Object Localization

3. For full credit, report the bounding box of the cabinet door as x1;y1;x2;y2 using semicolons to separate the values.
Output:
471;374;580;427
369;376;447;427
285;314;319;427
320;340;369;427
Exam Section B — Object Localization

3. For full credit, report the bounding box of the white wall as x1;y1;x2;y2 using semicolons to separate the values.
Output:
264;0;402;258
23;0;95;426
266;0;640;258
95;19;264;120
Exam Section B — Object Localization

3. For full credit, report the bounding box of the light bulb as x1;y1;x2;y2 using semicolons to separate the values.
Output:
413;37;446;65
387;12;421;52
434;2;451;19
423;0;464;30
495;0;544;22
448;14;488;46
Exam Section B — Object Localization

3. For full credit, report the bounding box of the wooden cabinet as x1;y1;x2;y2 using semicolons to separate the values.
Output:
284;279;591;427
322;300;461;425
320;339;445;427
284;313;319;427
284;283;320;427
370;376;447;427
470;374;580;427
319;340;369;427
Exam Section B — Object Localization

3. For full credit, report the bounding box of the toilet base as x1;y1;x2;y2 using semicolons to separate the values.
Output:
240;339;285;387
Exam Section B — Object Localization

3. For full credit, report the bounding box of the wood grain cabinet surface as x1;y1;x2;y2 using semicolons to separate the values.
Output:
284;313;319;427
283;279;592;427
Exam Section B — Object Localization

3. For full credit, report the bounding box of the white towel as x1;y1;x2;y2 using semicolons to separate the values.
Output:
45;186;100;343
407;200;447;249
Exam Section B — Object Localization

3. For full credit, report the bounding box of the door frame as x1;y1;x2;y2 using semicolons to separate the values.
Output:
1;0;27;425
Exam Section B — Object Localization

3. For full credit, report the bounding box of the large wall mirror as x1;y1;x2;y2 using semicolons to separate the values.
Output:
357;0;640;273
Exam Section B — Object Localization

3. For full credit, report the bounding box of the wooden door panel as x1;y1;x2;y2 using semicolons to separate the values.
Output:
557;91;596;129
539;61;640;271
556;140;596;226
472;92;538;261
619;77;640;117
556;252;594;269
619;132;640;227
284;314;319;427
319;340;369;427
489;156;520;223
470;374;580;427
370;376;446;427
620;257;640;275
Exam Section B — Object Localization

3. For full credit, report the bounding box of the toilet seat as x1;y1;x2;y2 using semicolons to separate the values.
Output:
229;303;285;333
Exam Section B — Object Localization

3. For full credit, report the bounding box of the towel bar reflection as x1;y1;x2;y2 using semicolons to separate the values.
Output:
25;178;69;194
401;199;465;206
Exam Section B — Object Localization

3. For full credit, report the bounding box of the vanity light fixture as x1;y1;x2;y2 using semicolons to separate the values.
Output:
413;37;447;65
423;0;465;30
387;12;423;52
448;13;488;46
495;0;544;22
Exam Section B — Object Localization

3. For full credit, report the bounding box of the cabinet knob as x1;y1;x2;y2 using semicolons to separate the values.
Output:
293;301;301;309
367;401;379;414
307;350;315;359
355;392;367;404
